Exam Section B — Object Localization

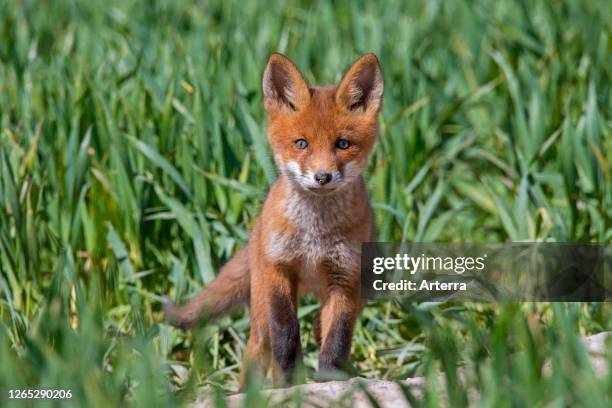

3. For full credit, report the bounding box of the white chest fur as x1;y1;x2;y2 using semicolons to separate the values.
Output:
266;183;363;289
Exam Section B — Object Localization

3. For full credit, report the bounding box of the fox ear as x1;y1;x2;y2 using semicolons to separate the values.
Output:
336;53;383;114
263;53;310;113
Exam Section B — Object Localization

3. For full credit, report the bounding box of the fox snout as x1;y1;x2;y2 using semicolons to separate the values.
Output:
314;171;333;185
306;169;340;191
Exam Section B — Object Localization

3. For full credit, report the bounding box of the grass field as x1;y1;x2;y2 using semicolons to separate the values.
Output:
0;0;610;406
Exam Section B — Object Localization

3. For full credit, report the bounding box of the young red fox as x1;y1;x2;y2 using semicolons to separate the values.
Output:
164;53;383;386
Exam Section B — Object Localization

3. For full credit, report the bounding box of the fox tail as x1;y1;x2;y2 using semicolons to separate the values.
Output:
163;246;250;329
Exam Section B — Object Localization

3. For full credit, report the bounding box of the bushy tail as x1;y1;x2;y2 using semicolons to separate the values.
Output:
164;246;250;329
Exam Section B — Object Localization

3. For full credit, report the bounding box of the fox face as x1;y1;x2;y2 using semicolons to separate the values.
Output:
263;54;383;194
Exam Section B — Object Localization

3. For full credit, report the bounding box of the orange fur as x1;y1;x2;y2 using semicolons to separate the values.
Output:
165;53;383;388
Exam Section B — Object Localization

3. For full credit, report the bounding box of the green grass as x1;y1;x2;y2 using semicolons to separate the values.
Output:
0;0;610;406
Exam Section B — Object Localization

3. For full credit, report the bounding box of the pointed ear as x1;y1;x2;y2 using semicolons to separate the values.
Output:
335;53;383;114
262;53;310;113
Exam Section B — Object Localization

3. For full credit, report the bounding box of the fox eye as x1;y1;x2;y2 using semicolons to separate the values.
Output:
336;139;351;150
294;139;308;149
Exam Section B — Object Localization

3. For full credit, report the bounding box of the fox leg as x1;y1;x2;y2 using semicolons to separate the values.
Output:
313;311;322;347
240;263;300;388
239;264;273;390
239;328;272;390
266;264;301;386
318;286;362;373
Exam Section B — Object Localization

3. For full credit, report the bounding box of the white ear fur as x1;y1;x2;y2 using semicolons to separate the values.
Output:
262;53;310;113
336;53;383;114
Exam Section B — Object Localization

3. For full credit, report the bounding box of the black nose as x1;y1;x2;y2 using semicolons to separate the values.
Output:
314;171;332;185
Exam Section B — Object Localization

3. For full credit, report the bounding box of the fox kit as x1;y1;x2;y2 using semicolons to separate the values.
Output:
164;53;383;386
